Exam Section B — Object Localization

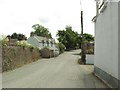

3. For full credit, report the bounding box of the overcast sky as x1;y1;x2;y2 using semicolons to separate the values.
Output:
0;0;96;38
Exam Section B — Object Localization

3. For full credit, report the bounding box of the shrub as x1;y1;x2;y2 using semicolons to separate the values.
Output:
16;41;36;49
86;48;94;54
57;43;65;54
0;38;8;46
40;47;53;58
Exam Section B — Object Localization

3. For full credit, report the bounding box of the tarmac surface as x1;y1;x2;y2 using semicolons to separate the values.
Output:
2;50;108;88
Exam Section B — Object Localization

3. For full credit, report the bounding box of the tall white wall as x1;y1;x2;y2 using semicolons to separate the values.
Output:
95;2;119;79
118;1;120;80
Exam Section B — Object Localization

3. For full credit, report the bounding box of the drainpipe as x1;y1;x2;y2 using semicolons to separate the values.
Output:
96;0;99;16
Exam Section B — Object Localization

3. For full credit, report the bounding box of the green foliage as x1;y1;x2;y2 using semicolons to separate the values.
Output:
0;38;8;46
16;41;36;49
56;25;94;50
56;25;81;50
8;33;27;41
0;41;1;46
0;40;2;46
83;33;94;42
11;33;17;39
31;24;52;38
57;43;65;54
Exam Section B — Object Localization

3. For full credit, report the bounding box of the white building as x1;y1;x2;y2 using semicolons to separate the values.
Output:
27;35;59;54
94;0;120;88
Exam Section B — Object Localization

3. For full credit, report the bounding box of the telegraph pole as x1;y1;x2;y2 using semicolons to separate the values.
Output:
81;11;86;64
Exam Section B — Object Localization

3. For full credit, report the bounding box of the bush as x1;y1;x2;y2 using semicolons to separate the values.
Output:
0;38;8;46
86;49;94;54
57;43;65;54
16;41;36;49
40;47;53;58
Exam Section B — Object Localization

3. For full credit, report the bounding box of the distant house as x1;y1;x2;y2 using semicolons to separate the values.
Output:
27;35;59;56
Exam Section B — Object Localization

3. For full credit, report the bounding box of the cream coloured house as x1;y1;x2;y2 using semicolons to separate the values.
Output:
27;35;59;55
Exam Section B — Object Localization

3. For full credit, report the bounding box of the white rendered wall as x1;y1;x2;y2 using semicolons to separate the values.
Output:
118;1;120;80
86;55;94;64
27;37;39;48
94;2;119;79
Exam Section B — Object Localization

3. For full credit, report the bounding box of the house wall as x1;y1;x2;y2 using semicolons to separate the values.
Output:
39;42;43;47
118;1;120;82
27;36;57;50
94;2;119;87
39;42;55;49
27;37;39;48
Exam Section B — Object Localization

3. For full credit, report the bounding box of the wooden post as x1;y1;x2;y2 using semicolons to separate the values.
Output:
81;11;86;64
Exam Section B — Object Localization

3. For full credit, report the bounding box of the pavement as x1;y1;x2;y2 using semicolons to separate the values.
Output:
2;50;108;88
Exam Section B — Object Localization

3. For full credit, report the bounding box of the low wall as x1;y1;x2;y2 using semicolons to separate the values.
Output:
2;46;41;72
86;55;94;65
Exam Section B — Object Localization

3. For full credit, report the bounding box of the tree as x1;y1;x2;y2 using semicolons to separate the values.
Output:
11;33;17;39
56;25;94;50
57;25;80;50
56;43;66;54
17;34;27;41
31;24;52;38
10;33;27;41
83;33;94;42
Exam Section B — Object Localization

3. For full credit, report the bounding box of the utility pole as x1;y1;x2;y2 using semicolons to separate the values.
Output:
81;11;86;64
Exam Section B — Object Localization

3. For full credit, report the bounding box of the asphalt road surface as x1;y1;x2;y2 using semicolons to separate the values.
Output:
2;50;108;88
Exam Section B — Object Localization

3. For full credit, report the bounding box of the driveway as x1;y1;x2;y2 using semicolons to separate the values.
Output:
2;50;107;88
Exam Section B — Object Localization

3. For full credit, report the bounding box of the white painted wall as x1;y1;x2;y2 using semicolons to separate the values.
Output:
86;55;94;64
27;36;59;52
118;1;120;80
27;37;40;48
94;2;119;79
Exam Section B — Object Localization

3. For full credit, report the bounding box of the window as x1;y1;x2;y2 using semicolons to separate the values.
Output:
51;41;53;47
42;40;44;46
46;41;49;46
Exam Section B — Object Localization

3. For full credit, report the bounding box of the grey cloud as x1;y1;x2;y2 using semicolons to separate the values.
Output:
39;18;50;24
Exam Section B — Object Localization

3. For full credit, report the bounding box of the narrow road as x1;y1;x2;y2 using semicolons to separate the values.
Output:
2;50;107;88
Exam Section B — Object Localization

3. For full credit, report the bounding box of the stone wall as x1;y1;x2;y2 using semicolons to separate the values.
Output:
2;46;41;72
